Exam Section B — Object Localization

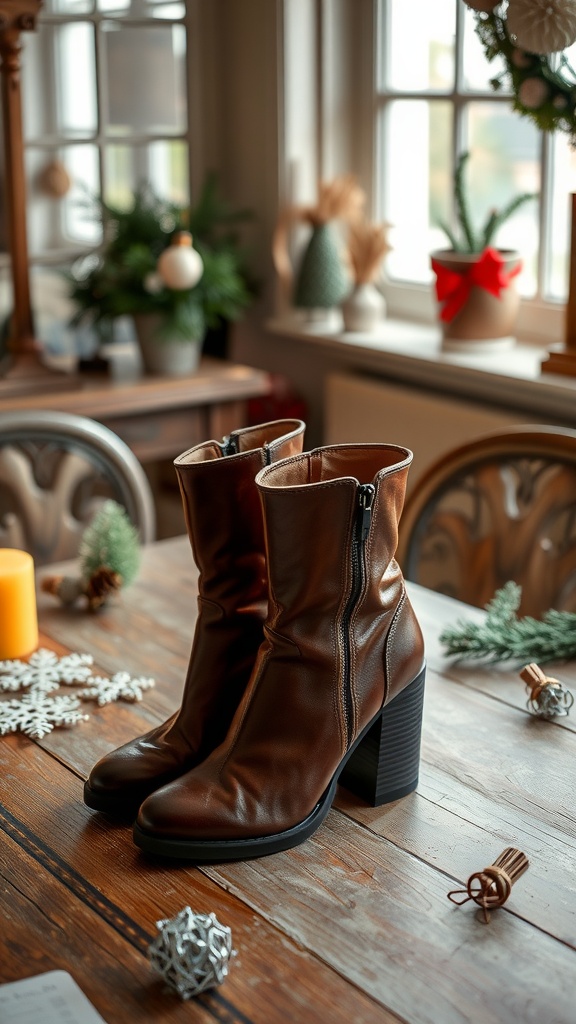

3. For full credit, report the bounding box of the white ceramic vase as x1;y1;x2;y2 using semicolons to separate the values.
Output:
342;282;386;332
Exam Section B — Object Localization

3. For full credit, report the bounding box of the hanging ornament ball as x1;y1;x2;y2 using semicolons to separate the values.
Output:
37;159;72;198
463;1;500;12
149;906;235;1000
506;0;576;55
157;231;204;290
518;75;550;108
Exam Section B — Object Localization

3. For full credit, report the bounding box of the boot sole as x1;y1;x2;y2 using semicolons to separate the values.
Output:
83;781;143;819
132;667;426;862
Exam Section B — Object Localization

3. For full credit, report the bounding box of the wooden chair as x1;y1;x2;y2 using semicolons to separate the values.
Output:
397;425;576;617
0;410;156;565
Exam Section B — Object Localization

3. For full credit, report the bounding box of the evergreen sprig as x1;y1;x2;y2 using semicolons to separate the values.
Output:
474;10;576;143
79;501;141;588
440;582;576;664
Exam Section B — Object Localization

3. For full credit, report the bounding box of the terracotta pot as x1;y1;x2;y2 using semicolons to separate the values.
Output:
430;249;521;353
133;314;201;376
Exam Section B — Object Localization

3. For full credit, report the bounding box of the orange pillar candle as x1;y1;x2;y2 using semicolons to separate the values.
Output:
0;549;38;659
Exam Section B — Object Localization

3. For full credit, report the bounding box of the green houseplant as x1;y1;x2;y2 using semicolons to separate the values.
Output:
68;175;254;374
431;151;536;352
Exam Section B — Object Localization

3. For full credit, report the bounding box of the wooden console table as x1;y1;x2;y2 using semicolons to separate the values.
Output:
0;357;271;463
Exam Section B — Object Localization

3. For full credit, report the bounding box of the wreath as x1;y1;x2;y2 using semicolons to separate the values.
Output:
465;1;576;142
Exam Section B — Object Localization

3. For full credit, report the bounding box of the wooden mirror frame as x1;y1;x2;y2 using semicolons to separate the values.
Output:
0;0;77;394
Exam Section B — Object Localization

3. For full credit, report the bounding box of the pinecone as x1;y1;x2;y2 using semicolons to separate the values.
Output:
84;567;123;611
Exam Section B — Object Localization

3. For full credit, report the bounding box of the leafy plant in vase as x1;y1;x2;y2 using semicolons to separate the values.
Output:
68;176;254;375
431;151;536;352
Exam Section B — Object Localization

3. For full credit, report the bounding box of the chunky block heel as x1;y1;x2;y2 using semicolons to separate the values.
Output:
339;666;426;806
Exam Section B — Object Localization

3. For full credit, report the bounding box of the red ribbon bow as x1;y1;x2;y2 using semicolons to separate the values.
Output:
431;247;521;323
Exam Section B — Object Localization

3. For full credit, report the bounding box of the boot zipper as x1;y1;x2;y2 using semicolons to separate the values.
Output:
341;483;375;748
220;434;239;456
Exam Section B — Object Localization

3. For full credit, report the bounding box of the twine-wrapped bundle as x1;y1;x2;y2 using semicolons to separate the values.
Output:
448;847;529;923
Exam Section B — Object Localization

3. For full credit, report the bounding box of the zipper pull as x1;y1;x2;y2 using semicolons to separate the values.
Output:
221;434;239;456
358;484;375;542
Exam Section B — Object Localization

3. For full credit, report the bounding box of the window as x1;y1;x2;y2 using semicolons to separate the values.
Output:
0;0;195;351
22;0;191;263
375;0;575;337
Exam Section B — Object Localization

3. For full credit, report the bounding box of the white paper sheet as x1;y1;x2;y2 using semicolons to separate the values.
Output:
0;971;108;1023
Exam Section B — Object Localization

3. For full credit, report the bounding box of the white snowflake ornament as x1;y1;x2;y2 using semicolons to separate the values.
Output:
0;648;94;694
0;692;89;739
80;672;155;706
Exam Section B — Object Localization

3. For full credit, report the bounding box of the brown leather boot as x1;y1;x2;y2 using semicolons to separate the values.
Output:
83;419;305;816
133;443;425;860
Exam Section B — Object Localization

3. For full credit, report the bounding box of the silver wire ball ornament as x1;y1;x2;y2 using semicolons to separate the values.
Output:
520;663;575;719
149;906;235;999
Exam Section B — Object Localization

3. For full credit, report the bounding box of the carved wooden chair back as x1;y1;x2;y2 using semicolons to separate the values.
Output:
0;410;156;565
397;425;576;617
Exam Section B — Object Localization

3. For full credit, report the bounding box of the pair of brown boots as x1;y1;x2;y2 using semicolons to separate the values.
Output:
84;419;425;862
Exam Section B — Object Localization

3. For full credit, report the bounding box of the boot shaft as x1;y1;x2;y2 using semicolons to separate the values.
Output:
256;444;424;742
256;444;412;624
174;419;305;603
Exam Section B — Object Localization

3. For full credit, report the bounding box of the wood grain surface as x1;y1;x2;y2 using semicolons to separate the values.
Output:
1;536;575;1023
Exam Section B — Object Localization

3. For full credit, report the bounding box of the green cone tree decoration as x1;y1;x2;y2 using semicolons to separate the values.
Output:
294;222;349;310
440;582;576;664
42;500;141;611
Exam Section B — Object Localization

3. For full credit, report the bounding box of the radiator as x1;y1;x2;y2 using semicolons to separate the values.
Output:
324;372;537;493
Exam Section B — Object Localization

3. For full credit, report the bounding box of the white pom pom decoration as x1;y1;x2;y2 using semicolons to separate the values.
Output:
507;0;576;55
157;231;204;291
518;75;551;107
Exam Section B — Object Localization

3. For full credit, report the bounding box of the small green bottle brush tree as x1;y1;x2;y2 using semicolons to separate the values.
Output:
42;501;141;611
438;151;536;254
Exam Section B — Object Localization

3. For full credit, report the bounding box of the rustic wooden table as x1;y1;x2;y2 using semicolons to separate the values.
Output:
1;537;575;1023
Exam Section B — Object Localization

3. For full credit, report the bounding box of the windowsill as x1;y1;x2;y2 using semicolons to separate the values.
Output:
266;312;576;422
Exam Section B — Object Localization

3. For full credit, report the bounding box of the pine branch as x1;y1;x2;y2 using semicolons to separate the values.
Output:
439;582;576;663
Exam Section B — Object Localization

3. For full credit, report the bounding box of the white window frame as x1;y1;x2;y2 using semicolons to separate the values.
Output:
279;0;565;346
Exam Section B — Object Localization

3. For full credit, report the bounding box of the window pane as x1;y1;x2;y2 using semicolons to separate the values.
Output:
102;24;187;135
381;100;452;283
385;0;456;92
547;136;576;300
23;25;97;140
43;0;94;12
97;0;185;18
462;7;509;92
104;140;188;207
464;103;540;296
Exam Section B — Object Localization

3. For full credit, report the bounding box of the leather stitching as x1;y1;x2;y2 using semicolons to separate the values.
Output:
384;585;406;708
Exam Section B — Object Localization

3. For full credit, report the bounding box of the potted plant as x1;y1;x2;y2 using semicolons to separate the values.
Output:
431;151;536;352
68;175;254;375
